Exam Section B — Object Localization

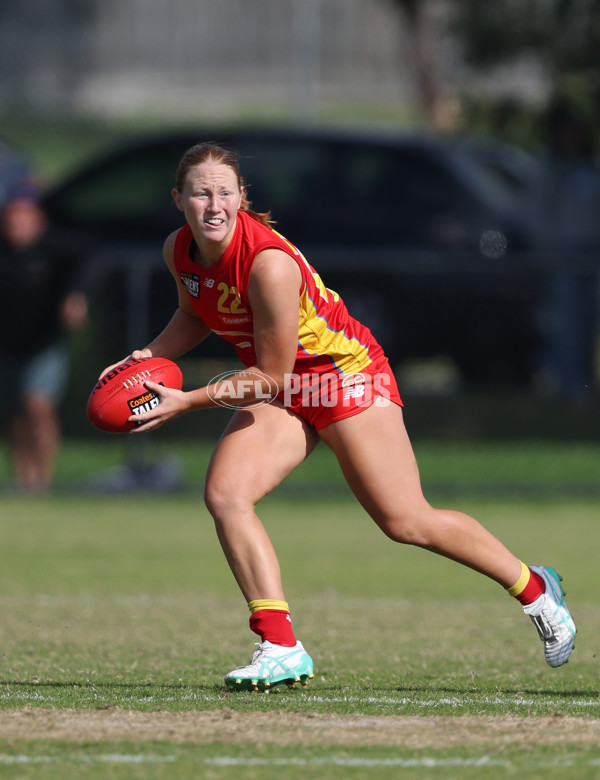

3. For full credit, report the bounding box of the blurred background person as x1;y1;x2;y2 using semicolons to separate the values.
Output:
532;98;600;400
0;181;88;492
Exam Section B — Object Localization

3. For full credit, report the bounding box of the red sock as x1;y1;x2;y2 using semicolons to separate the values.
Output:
512;567;545;606
249;609;296;647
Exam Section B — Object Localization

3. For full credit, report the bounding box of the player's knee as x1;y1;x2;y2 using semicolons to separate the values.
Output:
204;475;247;519
377;510;431;547
203;478;226;517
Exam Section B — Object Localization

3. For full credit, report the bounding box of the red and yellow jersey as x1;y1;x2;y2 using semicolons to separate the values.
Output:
173;210;385;376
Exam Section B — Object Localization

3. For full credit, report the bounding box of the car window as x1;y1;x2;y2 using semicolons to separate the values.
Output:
236;139;328;210
231;138;331;241
50;146;181;223
327;144;471;246
49;136;333;241
342;145;462;204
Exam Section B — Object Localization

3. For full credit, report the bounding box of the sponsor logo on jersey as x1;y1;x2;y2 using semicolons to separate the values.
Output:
180;272;200;298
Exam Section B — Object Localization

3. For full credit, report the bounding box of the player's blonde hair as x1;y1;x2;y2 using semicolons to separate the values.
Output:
174;142;274;227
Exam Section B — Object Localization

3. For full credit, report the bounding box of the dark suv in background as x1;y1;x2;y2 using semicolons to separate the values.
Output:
43;126;542;387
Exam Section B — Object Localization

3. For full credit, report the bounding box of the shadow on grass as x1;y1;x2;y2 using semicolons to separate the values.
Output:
2;679;595;695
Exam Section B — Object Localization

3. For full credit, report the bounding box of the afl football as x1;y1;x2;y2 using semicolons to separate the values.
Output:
87;356;183;433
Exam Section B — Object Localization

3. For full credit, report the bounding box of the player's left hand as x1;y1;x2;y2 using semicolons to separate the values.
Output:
128;380;191;433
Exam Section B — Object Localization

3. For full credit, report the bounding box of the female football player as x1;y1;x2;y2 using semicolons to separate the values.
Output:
102;142;575;690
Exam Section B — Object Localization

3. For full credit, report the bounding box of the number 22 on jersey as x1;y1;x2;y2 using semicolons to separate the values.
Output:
217;283;248;314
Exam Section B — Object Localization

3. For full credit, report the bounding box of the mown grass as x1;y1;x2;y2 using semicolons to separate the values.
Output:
0;441;598;778
1;743;599;780
3;437;600;496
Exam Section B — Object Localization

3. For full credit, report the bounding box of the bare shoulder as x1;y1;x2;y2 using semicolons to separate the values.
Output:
250;248;301;291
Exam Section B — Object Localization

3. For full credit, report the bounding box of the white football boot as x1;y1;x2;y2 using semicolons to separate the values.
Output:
225;640;314;691
523;566;576;667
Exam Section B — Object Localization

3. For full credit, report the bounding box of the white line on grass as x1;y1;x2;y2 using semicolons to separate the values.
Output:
204;756;509;768
0;755;599;769
2;690;599;709
0;754;176;765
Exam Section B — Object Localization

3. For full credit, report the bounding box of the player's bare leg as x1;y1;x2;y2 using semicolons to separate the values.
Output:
205;398;318;601
318;401;523;587
205;398;318;690
319;400;576;667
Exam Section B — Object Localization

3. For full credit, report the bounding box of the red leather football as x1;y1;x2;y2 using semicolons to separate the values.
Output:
87;356;183;433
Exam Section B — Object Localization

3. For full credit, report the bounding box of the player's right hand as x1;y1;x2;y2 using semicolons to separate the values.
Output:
127;381;191;434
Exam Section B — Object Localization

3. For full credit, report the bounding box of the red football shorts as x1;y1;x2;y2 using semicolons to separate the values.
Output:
280;357;403;430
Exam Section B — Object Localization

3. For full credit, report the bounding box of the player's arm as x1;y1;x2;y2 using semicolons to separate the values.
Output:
99;230;210;377
246;248;301;387
183;248;300;410
129;249;300;431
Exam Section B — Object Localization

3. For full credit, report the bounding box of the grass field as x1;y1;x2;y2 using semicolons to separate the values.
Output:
0;440;598;778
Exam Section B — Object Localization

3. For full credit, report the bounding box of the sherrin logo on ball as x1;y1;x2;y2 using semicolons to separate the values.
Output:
86;357;183;433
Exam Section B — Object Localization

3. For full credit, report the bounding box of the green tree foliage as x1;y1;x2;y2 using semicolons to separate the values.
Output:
451;0;600;98
389;0;600;145
451;0;600;147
